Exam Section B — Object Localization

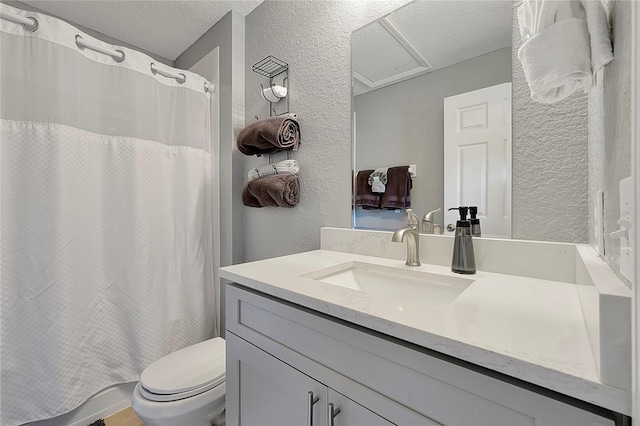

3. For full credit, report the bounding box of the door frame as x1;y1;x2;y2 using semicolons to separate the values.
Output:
632;0;639;419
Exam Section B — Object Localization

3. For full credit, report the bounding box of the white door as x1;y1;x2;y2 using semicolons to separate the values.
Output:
444;83;512;238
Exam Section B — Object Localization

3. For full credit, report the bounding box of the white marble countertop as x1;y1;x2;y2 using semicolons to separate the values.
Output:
220;249;629;415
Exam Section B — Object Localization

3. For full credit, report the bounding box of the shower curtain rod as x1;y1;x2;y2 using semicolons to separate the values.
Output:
0;9;38;31
1;10;215;94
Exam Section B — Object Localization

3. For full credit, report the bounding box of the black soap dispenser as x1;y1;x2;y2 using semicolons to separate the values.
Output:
448;206;476;275
469;206;481;237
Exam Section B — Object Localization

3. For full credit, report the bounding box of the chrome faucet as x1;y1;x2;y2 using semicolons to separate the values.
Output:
421;207;442;234
392;209;421;266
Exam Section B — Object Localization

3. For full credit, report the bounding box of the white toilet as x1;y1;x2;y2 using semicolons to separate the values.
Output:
132;337;226;426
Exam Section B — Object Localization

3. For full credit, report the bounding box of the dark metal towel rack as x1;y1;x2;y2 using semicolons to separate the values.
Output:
252;55;289;117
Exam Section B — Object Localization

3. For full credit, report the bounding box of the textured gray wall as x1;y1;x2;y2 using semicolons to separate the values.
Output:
588;0;632;277
511;0;589;243
243;1;409;262
354;47;512;231
176;12;246;268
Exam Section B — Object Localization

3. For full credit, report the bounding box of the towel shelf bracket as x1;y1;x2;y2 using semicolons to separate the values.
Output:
268;150;291;163
252;55;289;117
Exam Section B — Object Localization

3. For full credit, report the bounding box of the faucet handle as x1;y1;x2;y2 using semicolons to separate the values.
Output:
406;209;419;229
422;207;442;222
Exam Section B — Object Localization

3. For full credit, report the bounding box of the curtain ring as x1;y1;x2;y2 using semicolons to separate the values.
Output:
75;34;86;50
23;17;38;32
204;82;216;93
113;49;125;63
112;49;125;63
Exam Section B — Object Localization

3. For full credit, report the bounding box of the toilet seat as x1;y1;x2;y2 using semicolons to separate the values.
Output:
139;337;226;402
139;377;225;402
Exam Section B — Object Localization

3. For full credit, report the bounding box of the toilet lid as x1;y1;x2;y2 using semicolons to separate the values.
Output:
140;337;225;399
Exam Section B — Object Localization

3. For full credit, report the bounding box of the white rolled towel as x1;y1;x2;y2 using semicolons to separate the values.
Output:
518;18;592;103
262;85;288;102
248;159;300;181
517;0;613;104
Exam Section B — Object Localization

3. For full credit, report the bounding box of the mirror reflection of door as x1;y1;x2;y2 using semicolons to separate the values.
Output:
351;0;512;233
444;83;512;238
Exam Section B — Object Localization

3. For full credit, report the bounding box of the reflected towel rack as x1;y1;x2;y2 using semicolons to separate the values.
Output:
252;55;289;117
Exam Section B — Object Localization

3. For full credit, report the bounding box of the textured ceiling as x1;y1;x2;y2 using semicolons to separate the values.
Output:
21;0;263;60
352;0;512;95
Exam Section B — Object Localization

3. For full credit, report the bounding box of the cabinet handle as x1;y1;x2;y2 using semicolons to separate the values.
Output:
327;402;341;426
307;391;320;426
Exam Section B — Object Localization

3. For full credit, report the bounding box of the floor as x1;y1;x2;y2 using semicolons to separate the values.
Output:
104;407;144;426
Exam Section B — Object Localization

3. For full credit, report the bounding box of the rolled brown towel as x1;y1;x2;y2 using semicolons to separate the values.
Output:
242;174;300;208
237;114;301;156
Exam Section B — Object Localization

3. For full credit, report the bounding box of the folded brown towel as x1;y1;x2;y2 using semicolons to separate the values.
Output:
355;169;380;209
237;114;301;156
242;174;300;208
381;166;412;209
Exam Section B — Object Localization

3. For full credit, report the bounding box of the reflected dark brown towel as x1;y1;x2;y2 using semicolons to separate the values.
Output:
381;166;412;209
237;115;300;156
242;174;299;208
355;169;380;209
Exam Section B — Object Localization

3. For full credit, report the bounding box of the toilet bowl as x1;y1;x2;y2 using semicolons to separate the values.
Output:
132;337;226;426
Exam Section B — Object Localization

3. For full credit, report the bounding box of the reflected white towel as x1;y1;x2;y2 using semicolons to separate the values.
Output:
367;167;389;185
517;0;613;104
248;159;299;181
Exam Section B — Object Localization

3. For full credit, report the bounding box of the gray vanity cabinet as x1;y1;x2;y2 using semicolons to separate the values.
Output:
226;333;424;425
225;284;615;426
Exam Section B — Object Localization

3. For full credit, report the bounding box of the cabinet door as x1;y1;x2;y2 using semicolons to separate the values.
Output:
327;388;440;426
226;332;326;426
327;388;393;426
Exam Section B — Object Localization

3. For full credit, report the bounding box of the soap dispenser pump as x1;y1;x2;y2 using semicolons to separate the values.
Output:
469;206;481;237
448;206;476;274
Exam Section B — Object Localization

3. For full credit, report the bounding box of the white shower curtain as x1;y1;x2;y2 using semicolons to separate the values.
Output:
0;4;217;425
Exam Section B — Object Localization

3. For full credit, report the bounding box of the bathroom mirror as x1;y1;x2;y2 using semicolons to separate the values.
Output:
352;0;522;237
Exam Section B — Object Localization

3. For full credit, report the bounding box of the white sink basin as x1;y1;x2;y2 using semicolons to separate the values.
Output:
301;261;473;306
